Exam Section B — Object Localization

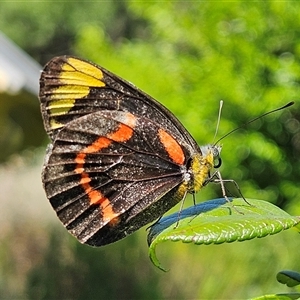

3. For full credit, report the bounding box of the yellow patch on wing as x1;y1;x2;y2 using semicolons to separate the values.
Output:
60;57;105;87
47;57;107;129
48;99;76;117
50;118;64;130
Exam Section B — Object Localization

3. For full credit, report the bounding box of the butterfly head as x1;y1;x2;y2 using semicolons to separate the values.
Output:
200;144;222;169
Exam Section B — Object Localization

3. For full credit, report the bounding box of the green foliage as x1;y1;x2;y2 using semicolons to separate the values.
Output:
0;91;45;162
0;1;118;62
26;228;162;300
0;1;300;299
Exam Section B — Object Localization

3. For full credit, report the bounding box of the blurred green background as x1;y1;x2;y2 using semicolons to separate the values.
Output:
0;1;299;299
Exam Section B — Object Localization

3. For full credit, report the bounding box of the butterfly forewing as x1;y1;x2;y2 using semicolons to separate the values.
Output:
40;56;199;151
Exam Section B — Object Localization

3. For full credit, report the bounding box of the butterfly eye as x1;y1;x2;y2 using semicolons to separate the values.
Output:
214;157;222;168
211;145;222;168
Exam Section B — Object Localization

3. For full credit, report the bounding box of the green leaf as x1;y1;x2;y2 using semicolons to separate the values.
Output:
148;198;300;271
277;270;300;287
251;293;300;300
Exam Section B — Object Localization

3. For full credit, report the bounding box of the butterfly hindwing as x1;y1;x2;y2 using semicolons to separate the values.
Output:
42;109;190;245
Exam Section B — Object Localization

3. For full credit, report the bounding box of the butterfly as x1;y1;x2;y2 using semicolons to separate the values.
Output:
39;56;222;246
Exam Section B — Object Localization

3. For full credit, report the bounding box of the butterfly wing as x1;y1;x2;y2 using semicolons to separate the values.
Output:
40;56;207;246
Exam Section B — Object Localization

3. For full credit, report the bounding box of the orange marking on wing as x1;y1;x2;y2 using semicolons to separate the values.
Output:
88;190;103;204
106;112;136;142
75;152;86;164
88;190;119;223
75;153;86;173
74;151;119;223
84;137;111;153
108;123;133;142
100;198;120;223
107;113;136;142
75;167;84;174
158;129;185;165
72;114;137;224
80;174;91;185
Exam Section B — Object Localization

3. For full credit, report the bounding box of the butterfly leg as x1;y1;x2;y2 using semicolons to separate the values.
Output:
173;189;189;228
205;170;252;207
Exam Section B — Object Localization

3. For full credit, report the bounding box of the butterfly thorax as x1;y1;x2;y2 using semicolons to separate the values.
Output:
188;144;222;193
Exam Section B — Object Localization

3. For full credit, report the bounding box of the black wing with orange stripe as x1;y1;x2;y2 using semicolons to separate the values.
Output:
40;56;214;246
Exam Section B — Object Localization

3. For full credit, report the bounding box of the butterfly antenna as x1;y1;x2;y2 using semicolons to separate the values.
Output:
214;101;294;145
213;100;224;143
